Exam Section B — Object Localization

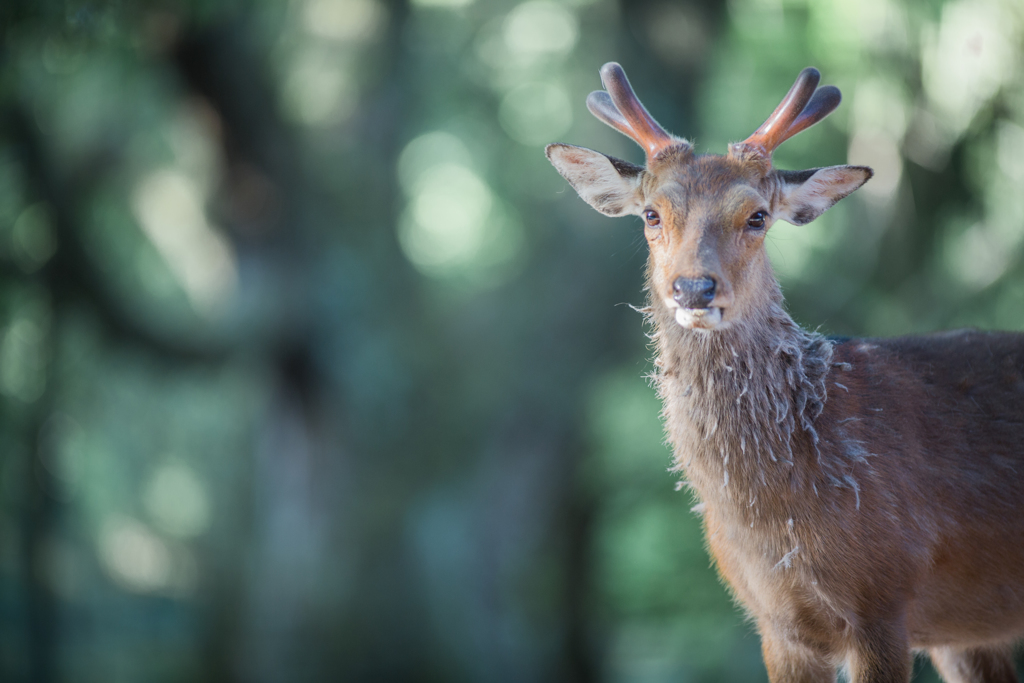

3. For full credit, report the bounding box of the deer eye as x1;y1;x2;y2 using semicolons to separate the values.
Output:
644;209;661;227
747;211;767;230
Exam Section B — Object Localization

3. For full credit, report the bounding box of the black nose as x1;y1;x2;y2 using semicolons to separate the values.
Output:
672;276;717;309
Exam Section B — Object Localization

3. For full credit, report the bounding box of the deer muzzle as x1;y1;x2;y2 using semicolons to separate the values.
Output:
669;275;724;330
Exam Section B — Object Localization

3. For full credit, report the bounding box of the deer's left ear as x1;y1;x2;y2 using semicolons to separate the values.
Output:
774;166;873;226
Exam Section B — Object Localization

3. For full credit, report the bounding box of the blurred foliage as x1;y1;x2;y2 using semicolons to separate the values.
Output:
1;0;1022;681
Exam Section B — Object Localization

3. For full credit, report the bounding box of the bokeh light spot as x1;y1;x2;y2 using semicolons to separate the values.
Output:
402;163;493;266
131;169;237;316
922;0;1015;136
144;462;211;539
0;313;48;403
12;202;58;272
996;121;1024;183
498;82;572;146
281;54;356;126
848;132;902;201
503;1;578;58
398;161;524;285
397;131;473;195
411;0;474;8
946;221;1012;289
98;517;172;593
302;0;386;41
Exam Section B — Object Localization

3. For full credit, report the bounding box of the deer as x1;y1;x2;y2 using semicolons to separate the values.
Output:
546;63;1024;683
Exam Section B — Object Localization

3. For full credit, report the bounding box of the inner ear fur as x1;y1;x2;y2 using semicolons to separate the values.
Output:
774;165;873;226
545;143;645;217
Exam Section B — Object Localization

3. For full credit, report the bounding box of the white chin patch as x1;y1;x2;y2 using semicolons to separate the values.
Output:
674;307;723;330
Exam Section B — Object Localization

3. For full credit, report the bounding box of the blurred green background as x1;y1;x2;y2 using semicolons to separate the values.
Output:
2;0;1023;681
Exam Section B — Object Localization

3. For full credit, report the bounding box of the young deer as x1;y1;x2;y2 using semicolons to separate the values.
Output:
547;64;1024;683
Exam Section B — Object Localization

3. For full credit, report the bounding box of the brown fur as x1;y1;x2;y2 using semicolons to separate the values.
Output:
547;65;1024;682
643;170;1024;681
648;272;1024;681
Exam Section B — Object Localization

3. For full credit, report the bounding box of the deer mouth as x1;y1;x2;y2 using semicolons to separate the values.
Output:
675;306;723;330
663;297;726;330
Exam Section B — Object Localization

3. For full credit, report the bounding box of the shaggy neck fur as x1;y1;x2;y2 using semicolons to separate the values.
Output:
647;280;844;520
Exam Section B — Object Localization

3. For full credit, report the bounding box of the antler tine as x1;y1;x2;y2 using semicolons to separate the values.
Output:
586;90;634;141
586;62;676;159
785;85;841;139
736;67;830;158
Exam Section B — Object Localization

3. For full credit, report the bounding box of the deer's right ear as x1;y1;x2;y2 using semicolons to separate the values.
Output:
545;143;645;217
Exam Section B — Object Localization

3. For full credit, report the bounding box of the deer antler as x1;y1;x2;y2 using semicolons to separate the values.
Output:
730;67;841;161
586;62;682;161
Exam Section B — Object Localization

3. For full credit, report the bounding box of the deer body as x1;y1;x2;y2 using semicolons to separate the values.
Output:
658;301;1024;679
548;64;1024;682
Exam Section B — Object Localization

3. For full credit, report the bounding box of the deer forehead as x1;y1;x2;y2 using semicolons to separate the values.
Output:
644;157;770;228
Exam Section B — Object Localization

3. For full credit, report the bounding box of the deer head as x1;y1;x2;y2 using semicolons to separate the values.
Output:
546;64;872;331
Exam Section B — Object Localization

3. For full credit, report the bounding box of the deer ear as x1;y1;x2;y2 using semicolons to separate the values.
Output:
774;166;873;226
545;143;644;217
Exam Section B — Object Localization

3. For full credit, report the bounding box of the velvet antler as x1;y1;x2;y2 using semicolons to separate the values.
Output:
586;62;684;161
729;67;841;161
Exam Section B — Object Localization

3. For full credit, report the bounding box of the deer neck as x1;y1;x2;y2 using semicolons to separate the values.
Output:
649;283;834;511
